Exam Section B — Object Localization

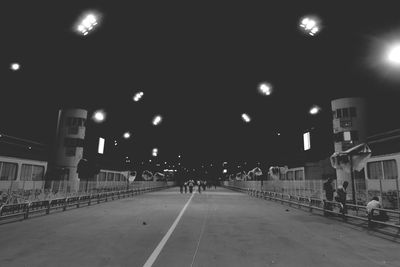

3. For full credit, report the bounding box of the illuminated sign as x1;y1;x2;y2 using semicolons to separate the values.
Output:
98;137;105;154
303;132;311;151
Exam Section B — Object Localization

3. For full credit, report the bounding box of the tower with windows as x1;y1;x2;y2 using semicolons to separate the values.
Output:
331;98;367;196
54;109;88;191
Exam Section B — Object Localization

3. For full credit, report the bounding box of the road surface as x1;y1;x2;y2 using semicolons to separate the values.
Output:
0;187;399;267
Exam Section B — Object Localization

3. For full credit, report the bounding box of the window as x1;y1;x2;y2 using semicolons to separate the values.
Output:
295;170;304;180
349;107;357;117
286;171;294;180
332;110;336;119
336;109;342;118
107;172;114;181
383;160;398;179
0;162;18;181
98;172;106;181
115;173;121;181
342;108;349;118
367;159;398;179
32;165;45;181
65;147;76;157
367;162;382;179
21;164;33;181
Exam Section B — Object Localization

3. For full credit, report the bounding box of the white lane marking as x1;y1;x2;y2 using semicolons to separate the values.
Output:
143;191;196;267
190;194;210;267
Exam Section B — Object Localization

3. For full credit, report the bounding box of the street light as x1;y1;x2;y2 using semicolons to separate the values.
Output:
123;132;131;139
133;91;144;102
92;110;106;123
258;82;272;96
387;44;400;65
152;148;158;157
76;13;100;36
152;115;163;126
309;105;321;115
241;113;251;123
299;16;320;36
10;63;20;71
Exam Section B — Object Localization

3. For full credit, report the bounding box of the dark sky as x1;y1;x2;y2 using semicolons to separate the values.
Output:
2;1;400;168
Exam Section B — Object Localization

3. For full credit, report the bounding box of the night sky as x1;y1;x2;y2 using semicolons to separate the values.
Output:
2;1;400;169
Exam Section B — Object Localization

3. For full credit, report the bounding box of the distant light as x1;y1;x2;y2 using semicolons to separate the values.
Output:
152;115;163;126
152;148;158;157
28;146;32;150
223;169;227;174
133;91;144;102
277;132;281;136
178;155;181;158
241;113;251;123
123;132;131;139
93;110;106;123
10;63;20;71
387;45;400;65
98;137;105;154
258;82;272;96
309;105;321;115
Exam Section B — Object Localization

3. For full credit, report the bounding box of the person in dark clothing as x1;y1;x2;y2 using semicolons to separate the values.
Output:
188;180;194;193
335;181;349;214
202;181;206;191
323;177;335;216
184;181;188;193
197;180;201;194
179;183;183;194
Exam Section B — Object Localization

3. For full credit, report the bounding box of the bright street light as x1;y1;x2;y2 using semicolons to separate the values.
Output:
92;110;106;123
387;44;400;65
123;132;131;139
133;91;144;102
152;115;163;126
10;63;20;71
258;82;272;96
309;105;321;115
241;113;251;123
76;12;100;36
300;16;320;36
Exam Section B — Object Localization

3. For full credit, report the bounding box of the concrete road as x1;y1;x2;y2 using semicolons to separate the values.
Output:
0;187;399;267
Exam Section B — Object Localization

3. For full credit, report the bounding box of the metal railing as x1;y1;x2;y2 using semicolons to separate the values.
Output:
0;185;172;223
224;185;400;230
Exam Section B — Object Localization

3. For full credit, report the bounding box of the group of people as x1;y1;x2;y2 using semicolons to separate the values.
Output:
323;177;389;223
179;180;217;194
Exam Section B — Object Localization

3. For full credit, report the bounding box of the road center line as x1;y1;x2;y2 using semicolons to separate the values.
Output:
143;191;196;267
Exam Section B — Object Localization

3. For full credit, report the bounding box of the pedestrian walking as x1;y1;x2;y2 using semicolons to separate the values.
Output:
184;181;188;193
323;177;335;216
197;180;201;194
202;180;206;191
188;180;194;193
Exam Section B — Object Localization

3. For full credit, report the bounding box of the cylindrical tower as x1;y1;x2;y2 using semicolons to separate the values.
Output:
331;97;367;199
54;109;88;192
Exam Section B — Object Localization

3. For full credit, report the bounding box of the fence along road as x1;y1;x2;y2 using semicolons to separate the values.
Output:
0;187;399;267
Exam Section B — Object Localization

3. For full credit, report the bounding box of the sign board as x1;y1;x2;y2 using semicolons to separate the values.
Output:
303;132;311;151
98;137;105;154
